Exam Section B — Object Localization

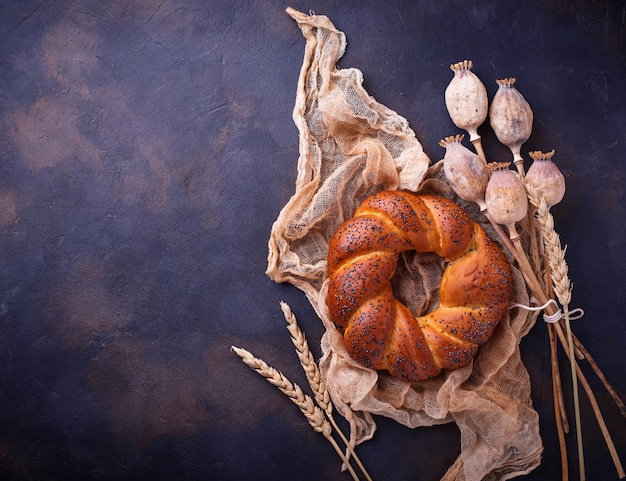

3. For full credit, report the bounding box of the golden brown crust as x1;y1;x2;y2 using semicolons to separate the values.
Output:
326;190;513;382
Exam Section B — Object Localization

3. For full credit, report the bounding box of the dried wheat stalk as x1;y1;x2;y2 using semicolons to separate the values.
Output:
280;301;373;481
527;182;626;479
231;346;330;434
525;182;584;479
231;345;362;480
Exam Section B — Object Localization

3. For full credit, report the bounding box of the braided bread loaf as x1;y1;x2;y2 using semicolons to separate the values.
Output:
326;190;513;382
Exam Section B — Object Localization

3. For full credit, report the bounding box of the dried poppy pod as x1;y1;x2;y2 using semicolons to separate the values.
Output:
489;78;534;175
526;150;566;209
445;60;488;163
485;162;528;241
439;134;489;211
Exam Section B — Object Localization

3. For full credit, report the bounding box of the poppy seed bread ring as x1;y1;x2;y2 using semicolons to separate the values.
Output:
326;191;513;382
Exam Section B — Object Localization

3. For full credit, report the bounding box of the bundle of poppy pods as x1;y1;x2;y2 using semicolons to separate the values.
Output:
440;60;625;481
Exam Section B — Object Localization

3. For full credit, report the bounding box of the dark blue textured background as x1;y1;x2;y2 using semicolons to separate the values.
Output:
0;1;624;479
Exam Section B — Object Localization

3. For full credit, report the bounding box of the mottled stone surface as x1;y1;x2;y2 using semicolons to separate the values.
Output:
0;1;624;480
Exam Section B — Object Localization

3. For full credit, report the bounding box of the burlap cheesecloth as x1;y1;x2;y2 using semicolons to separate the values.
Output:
267;8;542;480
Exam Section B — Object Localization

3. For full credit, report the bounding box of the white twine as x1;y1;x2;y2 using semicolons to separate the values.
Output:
509;299;585;324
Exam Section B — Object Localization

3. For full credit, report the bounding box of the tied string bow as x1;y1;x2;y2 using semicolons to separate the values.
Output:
510;298;585;324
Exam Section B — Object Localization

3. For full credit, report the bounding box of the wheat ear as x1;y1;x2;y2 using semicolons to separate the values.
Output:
280;302;373;481
231;346;361;481
280;302;331;411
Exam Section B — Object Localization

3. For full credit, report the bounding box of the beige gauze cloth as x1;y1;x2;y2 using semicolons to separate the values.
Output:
267;8;543;481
